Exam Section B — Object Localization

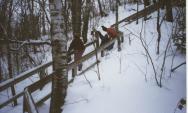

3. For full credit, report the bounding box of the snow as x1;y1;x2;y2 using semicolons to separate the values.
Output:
62;4;186;113
0;3;186;113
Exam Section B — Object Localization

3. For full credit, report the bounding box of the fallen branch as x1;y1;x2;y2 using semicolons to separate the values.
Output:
171;62;186;72
83;73;92;88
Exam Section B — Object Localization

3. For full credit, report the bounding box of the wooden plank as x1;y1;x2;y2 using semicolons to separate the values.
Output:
0;41;96;93
36;93;51;106
27;73;53;93
0;41;97;108
0;35;116;109
0;61;52;92
0;91;24;109
21;38;117;106
35;60;99;105
111;1;162;27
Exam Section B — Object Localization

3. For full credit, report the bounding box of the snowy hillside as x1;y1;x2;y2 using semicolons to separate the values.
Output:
0;3;186;113
60;5;186;113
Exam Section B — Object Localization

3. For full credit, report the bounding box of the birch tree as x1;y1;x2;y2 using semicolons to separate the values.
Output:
49;0;68;113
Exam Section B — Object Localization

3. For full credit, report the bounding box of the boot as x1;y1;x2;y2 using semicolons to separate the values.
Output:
78;64;82;71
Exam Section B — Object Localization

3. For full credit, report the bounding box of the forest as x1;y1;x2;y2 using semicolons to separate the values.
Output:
0;0;186;113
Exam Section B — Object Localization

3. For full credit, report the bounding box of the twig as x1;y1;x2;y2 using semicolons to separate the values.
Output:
169;50;177;77
83;73;92;88
159;36;171;87
139;20;159;86
9;40;51;51
171;62;186;72
65;98;89;105
91;31;101;80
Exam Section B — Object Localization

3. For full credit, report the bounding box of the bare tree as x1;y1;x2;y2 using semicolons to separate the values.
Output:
82;0;91;43
165;0;173;22
72;0;82;36
156;9;161;54
41;0;47;35
49;0;68;113
98;0;107;16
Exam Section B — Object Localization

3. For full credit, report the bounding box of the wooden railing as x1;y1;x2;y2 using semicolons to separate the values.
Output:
0;41;96;109
0;36;122;111
22;36;121;113
1;0;165;111
1;0;169;109
111;0;179;27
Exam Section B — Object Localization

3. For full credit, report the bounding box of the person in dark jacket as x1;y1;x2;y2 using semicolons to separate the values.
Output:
91;30;113;50
68;34;85;71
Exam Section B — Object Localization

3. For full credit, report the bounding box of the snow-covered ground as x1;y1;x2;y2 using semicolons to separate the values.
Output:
62;4;186;113
0;4;186;113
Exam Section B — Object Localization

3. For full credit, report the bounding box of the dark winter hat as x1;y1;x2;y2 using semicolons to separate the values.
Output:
101;26;107;31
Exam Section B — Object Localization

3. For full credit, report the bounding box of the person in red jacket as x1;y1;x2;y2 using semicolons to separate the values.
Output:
101;26;118;49
68;33;85;71
101;26;118;39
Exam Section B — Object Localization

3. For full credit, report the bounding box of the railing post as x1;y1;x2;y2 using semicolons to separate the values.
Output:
23;94;27;113
72;67;77;78
120;32;124;43
117;37;121;51
101;50;104;57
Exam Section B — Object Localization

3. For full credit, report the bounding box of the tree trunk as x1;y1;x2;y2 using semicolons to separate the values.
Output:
98;0;104;17
82;0;91;43
160;0;165;9
64;0;69;39
42;0;46;35
7;45;17;106
165;0;173;22
156;9;161;54
136;0;139;24
0;61;2;82
143;0;150;20
49;0;68;113
143;0;150;6
72;0;82;36
7;0;17;106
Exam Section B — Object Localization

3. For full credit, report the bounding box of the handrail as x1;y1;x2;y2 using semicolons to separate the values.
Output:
0;41;96;109
0;91;24;108
111;0;179;27
0;61;53;92
0;41;96;92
